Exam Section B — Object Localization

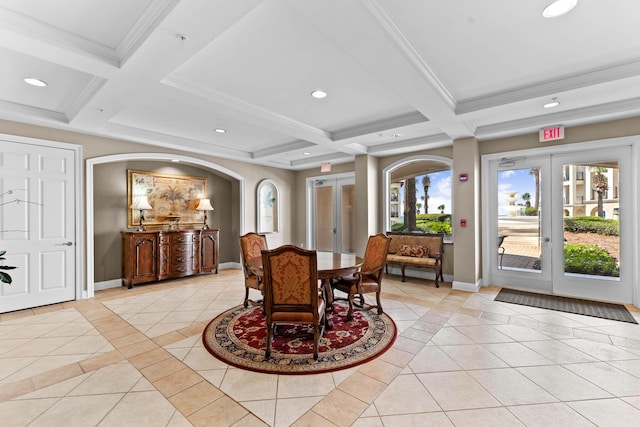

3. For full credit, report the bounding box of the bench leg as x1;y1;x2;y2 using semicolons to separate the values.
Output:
401;265;406;282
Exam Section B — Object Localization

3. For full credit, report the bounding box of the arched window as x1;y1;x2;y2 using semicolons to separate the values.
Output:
383;155;453;236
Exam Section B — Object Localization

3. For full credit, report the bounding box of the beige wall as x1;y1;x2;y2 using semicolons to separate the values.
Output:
0;119;296;289
3;114;640;289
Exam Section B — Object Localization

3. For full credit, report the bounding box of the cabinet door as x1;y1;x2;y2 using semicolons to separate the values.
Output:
131;234;157;283
200;229;219;273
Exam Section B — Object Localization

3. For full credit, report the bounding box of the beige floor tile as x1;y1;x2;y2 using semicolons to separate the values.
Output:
169;380;224;416
79;349;124;373
291;409;338;427
567;398;640;426
97;390;178;427
455;325;513;343
622;396;640;410
277;372;335;398
30;394;123;427
563;361;640;396
0;357;38;382
313;388;368;426
220;368;278;401
374;374;440;416
70;362;142;395
242;399;276;426
408;345;462;373
352;416;385;427
417;371;501;411
490;324;555;341
517;365;612;401
446;407;524;426
337;371;387;403
188;395;249;427
378;347;415;368
358;359;403;384
379;412;453;426
520;340;598;364
0;397;59;425
50;335;113;355
4;354;88;384
431;327;475;346
167;410;196;427
609;359;640;378
393;335;428;354
507;402;593;426
31;362;84;390
439;344;508;370
483;342;554;367
140;356;187;382
468;368;557;406
3;336;76;357
153;367;203;398
561;337;639;361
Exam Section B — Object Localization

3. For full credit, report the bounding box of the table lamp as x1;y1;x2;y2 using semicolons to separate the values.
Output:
196;198;214;229
131;195;153;231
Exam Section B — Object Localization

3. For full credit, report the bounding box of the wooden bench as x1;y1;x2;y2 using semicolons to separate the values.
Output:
385;232;444;287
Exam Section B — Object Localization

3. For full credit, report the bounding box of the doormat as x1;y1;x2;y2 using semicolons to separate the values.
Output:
202;302;397;375
495;288;638;324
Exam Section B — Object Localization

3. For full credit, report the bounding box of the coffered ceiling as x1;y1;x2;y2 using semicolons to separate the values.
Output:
1;0;640;170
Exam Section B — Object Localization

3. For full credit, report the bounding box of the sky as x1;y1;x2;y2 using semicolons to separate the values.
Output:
498;168;537;216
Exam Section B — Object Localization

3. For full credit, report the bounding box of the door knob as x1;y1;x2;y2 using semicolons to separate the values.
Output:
58;242;73;246
543;237;550;243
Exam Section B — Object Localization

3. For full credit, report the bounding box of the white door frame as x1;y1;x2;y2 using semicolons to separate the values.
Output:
305;172;355;251
0;133;82;302
482;135;640;308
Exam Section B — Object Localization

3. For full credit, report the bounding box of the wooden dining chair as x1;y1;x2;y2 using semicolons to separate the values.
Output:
261;245;326;360
239;232;268;308
332;233;391;321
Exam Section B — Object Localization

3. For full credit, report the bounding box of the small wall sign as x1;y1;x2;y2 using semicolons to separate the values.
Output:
459;173;468;182
539;126;564;142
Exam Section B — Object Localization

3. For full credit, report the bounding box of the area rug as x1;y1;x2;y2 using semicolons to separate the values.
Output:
495;288;638;324
202;302;397;375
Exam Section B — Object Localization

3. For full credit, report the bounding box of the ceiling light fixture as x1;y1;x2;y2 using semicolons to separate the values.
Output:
311;89;327;99
214;128;226;133
23;77;47;87
303;152;311;155
544;98;560;108
542;0;578;18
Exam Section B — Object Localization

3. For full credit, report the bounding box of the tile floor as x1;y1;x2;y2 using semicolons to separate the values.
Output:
2;269;640;426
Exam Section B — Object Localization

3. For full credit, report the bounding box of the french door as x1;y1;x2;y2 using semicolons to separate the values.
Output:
0;137;78;313
485;145;632;303
307;174;355;253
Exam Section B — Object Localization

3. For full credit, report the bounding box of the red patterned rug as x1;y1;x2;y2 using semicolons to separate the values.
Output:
202;302;397;375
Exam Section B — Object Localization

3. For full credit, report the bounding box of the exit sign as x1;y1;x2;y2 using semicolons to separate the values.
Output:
539;126;564;142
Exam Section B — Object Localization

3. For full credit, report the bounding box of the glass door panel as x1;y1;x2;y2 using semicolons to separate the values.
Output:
315;186;334;251
551;147;631;303
487;157;551;292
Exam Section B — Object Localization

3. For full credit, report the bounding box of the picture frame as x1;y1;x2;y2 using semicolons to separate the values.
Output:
257;179;279;234
127;170;207;229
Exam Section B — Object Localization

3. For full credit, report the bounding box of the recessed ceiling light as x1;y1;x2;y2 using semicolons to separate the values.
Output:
393;133;402;138
303;152;311;155
23;77;47;87
171;159;181;163
544;98;560;108
542;0;578;18
214;128;226;133
311;89;327;99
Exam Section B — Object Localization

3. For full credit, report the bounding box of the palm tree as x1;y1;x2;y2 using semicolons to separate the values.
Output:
404;178;416;230
590;167;609;218
522;192;531;208
529;168;540;209
422;175;431;214
438;204;445;214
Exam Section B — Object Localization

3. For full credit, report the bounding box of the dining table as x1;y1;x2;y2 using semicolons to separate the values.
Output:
245;250;363;329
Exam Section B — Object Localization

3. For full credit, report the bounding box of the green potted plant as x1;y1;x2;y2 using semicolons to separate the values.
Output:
0;250;16;284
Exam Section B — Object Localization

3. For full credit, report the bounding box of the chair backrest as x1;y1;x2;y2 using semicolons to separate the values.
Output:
261;245;318;314
239;232;267;275
361;233;392;278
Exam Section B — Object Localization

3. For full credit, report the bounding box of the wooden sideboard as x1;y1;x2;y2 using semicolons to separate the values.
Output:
121;229;219;288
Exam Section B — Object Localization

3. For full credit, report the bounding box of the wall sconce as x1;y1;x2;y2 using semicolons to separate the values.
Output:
131;195;153;231
196;198;214;229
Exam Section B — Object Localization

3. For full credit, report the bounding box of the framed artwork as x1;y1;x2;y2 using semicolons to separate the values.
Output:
127;170;207;229
257;179;279;234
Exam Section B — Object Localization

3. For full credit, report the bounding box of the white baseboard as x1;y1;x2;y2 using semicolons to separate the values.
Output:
452;279;482;292
94;279;122;291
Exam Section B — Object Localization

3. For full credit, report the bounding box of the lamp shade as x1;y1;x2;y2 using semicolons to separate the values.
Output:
131;195;152;210
196;198;214;211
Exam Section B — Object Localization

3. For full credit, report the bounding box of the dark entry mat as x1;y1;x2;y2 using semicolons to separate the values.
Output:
495;288;638;324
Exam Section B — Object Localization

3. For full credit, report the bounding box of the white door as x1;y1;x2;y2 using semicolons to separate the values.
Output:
0;138;77;313
486;146;632;304
308;174;355;253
